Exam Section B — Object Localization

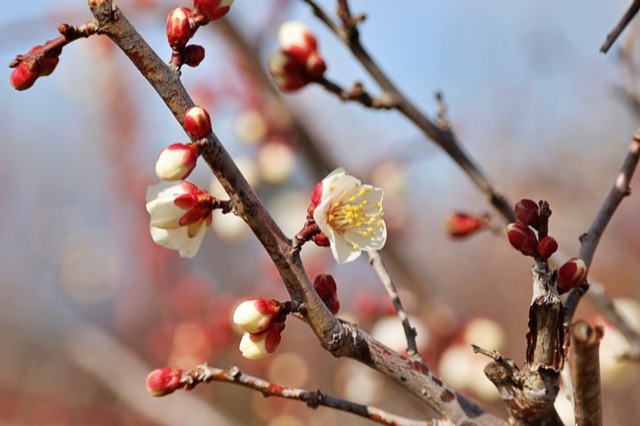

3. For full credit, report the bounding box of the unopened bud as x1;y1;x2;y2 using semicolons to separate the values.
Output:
311;232;330;247
278;21;318;59
10;62;39;91
239;322;285;360
155;143;200;181
505;222;537;256
536;235;558;260
557;258;588;294
313;274;340;314
306;52;326;79
233;299;278;334
184;106;212;139
194;0;234;22
268;50;310;92
307;182;323;218
183;44;205;67
146;367;184;397
514;199;540;229
166;8;193;50
445;213;485;238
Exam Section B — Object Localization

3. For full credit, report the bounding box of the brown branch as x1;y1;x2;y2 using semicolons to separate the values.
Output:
316;77;395;109
481;262;564;425
367;250;421;359
87;1;502;423
570;321;603;426
567;131;640;359
182;364;429;426
301;0;516;223
600;0;640;53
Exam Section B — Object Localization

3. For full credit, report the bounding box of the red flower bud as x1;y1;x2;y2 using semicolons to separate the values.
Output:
536;236;558;260
557;258;588;294
10;62;39;91
444;213;485;238
311;232;330;247
306;52;327;80
307;181;323;218
183;44;205;67
146;367;184;397
194;0;234;21
184;106;212;139
313;274;340;314
514;199;540;229
505;222;537;256
166;8;193;50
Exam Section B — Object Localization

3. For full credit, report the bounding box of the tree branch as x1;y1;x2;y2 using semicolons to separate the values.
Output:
570;321;603;426
182;364;430;426
600;0;640;53
87;1;502;423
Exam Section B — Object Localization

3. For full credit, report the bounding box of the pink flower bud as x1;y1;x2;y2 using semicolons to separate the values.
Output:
194;0;234;21
233;299;277;333
444;213;485;238
27;44;60;77
307;181;323;218
184;106;212;139
505;222;538;256
313;274;340;314
156;143;200;181
557;258;588;294
305;52;326;79
536;235;558;260
10;62;39;91
268;50;311;92
146;367;184;397
278;21;318;59
183;44;205;67
166;8;193;50
311;232;330;247
239;322;285;360
514;199;540;229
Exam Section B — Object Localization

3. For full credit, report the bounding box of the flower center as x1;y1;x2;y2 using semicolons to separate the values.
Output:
326;188;383;238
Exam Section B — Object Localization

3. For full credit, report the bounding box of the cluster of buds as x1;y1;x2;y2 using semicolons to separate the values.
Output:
10;41;62;91
505;199;558;260
302;168;387;264
445;212;487;239
147;107;217;258
505;199;588;294
313;274;340;315
269;21;327;92
233;299;287;359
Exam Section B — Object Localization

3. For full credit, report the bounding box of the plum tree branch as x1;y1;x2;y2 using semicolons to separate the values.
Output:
183;364;430;426
600;0;640;53
570;321;603;425
86;1;502;423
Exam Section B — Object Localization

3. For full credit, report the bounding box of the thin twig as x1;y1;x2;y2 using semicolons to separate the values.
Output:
570;321;603;425
367;250;421;359
184;364;430;426
600;0;640;53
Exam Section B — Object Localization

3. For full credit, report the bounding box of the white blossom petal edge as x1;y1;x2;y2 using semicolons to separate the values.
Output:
313;168;386;263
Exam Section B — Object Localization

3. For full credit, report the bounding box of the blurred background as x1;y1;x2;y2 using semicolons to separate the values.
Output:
1;0;639;424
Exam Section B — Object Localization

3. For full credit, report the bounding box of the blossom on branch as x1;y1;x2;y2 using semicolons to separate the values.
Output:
155;143;200;181
194;0;234;22
269;21;326;92
146;181;214;258
311;168;386;263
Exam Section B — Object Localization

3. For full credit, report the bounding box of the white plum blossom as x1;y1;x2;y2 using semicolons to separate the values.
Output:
312;168;386;263
146;181;214;258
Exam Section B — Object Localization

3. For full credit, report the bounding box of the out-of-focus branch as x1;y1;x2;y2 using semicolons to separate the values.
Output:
87;1;502;423
316;76;395;109
567;131;640;360
600;0;640;53
367;250;421;358
182;364;430;426
570;321;603;425
301;0;517;223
